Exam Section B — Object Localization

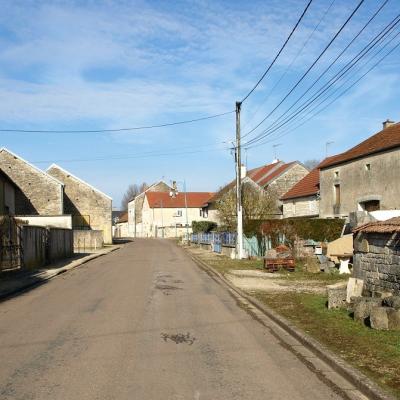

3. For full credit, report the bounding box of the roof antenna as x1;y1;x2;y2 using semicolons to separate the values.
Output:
272;143;282;163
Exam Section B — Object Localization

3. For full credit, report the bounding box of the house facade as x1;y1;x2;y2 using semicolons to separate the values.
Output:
0;148;64;215
319;120;400;218
114;212;129;238
204;160;309;221
127;181;172;237
139;191;214;238
47;164;113;244
281;167;320;218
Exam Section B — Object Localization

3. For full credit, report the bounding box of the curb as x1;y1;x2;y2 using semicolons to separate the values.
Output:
0;246;121;302
187;250;395;400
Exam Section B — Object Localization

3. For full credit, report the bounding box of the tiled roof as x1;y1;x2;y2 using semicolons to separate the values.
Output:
146;192;214;208
207;161;299;204
319;122;400;169
118;212;128;223
280;167;320;200
353;217;400;233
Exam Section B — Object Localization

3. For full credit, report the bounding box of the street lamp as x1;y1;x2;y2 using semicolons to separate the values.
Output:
170;180;189;242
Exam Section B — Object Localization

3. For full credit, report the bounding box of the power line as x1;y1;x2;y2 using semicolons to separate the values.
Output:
244;0;389;142
246;35;400;150
240;0;314;103
243;0;365;139
32;143;230;164
244;12;400;147
0;110;234;134
242;0;336;129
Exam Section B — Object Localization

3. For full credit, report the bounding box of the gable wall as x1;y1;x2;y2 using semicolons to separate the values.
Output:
0;151;63;215
47;167;112;244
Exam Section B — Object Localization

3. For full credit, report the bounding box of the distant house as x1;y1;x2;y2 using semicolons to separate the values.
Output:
204;160;309;221
281;167;320;218
319;120;400;218
0;148;64;215
47;164;113;244
128;181;172;237
114;212;129;238
139;191;215;238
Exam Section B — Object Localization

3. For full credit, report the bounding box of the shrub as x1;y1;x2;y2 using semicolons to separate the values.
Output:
192;221;217;233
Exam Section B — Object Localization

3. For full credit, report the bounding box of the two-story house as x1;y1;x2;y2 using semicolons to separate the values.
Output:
319;120;400;218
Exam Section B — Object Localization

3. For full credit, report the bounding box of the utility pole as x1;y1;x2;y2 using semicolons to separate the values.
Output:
183;180;189;242
235;101;244;259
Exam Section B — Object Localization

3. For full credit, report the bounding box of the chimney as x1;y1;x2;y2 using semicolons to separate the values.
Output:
240;164;247;179
272;158;279;164
382;119;395;129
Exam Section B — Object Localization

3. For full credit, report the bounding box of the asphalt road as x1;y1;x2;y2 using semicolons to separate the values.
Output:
0;239;347;400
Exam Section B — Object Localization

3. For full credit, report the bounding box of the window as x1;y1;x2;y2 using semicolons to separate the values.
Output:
334;171;339;178
365;163;371;171
175;210;182;217
361;200;380;212
334;184;340;205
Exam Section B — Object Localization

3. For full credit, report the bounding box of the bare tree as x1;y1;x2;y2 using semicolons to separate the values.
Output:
303;159;320;170
121;182;148;210
216;183;278;231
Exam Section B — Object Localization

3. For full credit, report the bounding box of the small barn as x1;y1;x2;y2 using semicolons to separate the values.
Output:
353;217;400;296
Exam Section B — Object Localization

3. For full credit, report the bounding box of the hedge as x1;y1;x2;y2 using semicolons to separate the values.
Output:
260;218;345;243
192;221;217;233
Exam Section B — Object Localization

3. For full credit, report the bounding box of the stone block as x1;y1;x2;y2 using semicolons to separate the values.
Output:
327;282;347;309
353;297;382;324
383;296;400;309
370;307;389;330
346;278;364;303
387;308;400;330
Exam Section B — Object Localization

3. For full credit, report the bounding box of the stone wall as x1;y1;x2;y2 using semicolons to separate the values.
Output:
282;196;319;218
0;149;63;215
353;232;400;295
269;163;309;199
47;165;113;244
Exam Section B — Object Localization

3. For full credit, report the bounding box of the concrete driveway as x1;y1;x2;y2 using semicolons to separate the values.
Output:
0;239;347;399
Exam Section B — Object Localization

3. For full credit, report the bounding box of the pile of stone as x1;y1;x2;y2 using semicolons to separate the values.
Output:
352;296;400;330
327;277;400;331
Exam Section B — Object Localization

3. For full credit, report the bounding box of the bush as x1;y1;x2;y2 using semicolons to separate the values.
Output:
192;221;217;233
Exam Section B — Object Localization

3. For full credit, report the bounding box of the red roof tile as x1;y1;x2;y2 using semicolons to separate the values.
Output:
258;162;296;187
280;168;320;200
118;212;128;223
353;217;400;233
146;192;214;208
319;122;400;169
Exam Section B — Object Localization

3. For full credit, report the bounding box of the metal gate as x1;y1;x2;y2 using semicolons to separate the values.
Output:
0;216;22;271
213;233;222;253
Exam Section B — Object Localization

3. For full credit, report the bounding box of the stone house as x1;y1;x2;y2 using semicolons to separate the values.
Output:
319;120;400;218
128;181;172;237
114;212;129;238
47;164;113;244
204;160;309;221
139;191;215;238
353;217;400;296
0;148;64;215
280;167;320;218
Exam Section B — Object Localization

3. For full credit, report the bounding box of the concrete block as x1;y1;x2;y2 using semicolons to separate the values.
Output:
346;278;364;303
370;307;389;330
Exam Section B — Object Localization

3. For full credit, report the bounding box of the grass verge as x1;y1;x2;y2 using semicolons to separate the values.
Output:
254;291;400;399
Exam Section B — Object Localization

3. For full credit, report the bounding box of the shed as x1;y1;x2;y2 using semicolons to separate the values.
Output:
353;217;400;296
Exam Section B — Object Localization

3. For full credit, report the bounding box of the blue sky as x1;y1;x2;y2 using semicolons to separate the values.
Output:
1;0;399;208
